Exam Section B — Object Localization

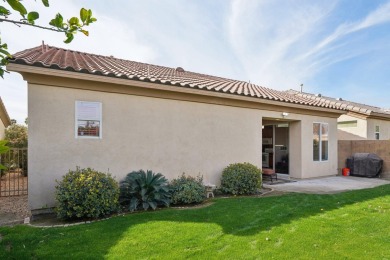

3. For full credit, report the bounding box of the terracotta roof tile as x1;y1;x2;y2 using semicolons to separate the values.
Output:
10;45;346;111
286;89;390;117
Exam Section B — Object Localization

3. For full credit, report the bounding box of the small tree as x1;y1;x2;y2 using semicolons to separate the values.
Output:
5;122;27;148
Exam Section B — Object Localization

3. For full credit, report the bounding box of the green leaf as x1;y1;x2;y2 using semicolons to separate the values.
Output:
0;49;11;57
49;13;64;29
149;201;157;210
0;57;9;66
0;6;11;16
80;8;88;23
80;30;89;36
142;202;149;210
68;17;80;26
64;32;74;44
85;9;97;25
41;0;49;7
0;140;9;153
27;11;39;24
6;0;27;16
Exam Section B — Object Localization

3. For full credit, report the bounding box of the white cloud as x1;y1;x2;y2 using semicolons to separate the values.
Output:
301;1;390;62
226;0;390;91
1;0;390;123
226;0;338;88
0;1;155;123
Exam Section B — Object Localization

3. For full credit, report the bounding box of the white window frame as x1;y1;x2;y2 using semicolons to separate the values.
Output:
313;122;329;162
375;125;380;140
75;101;102;139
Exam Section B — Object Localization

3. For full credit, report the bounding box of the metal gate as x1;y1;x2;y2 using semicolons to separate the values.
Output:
0;148;28;197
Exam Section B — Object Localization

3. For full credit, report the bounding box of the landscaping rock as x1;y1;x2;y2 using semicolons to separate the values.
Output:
0;195;30;226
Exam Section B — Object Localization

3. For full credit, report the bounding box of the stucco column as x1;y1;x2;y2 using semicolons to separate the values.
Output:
289;120;302;178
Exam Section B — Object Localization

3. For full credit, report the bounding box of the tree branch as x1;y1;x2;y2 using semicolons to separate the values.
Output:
0;18;63;33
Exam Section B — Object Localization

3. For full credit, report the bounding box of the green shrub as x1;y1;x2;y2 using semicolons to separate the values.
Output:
55;167;119;219
220;162;262;195
169;173;206;205
119;170;170;211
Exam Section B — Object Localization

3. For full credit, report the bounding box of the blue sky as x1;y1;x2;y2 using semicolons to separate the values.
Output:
1;0;390;123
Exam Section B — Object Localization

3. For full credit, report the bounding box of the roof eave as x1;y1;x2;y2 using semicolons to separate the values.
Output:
0;97;12;127
368;112;390;121
7;63;346;117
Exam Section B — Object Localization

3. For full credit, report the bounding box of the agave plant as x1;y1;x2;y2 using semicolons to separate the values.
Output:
119;170;170;211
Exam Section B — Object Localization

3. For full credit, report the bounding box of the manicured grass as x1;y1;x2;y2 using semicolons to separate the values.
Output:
1;185;390;259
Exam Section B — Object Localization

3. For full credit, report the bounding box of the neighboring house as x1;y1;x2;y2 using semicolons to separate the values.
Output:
0;97;12;139
8;44;346;213
287;90;390;140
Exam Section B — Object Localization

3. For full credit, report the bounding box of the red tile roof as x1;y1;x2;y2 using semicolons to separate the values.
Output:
9;45;345;111
286;90;390;117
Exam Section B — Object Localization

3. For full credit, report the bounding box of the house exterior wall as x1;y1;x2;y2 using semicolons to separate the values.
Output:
0;97;11;139
337;114;367;139
337;114;390;140
298;116;338;179
28;83;339;211
367;118;390;140
0;121;6;139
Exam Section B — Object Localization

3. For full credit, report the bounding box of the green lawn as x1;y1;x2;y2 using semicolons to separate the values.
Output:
1;185;390;259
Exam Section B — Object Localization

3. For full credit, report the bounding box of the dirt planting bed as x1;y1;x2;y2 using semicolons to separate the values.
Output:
0;171;28;197
0;195;30;226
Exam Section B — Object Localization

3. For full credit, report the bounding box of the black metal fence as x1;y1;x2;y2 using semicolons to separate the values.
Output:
0;148;28;197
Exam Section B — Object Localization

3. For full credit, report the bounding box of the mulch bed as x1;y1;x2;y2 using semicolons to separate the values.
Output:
0;186;287;227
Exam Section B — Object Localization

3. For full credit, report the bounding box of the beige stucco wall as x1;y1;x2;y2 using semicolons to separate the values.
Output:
28;83;339;210
337;114;367;139
0;97;11;139
367;118;390;140
337;129;366;140
337;114;390;140
0;121;6;139
293;116;338;179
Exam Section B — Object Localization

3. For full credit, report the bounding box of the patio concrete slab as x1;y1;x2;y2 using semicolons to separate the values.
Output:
264;176;390;194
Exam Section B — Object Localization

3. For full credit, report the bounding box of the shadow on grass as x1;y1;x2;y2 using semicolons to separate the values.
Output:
1;184;389;258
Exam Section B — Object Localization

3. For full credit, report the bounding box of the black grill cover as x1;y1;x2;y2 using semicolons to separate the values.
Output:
346;153;383;178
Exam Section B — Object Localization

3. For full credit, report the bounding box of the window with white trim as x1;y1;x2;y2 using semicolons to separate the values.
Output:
375;125;380;140
75;101;102;138
313;123;328;161
337;120;357;128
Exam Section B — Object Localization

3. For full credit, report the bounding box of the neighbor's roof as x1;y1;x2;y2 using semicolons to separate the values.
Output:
9;45;345;111
286;89;390;118
0;97;11;127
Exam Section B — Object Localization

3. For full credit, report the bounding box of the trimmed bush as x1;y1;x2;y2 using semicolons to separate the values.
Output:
169;173;206;205
220;163;262;195
119;170;170;211
55;168;119;219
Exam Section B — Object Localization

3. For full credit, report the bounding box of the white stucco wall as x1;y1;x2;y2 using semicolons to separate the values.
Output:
367;118;390;140
28;84;339;210
337;114;367;139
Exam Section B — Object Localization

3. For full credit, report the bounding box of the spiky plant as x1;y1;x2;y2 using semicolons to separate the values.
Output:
119;170;170;211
